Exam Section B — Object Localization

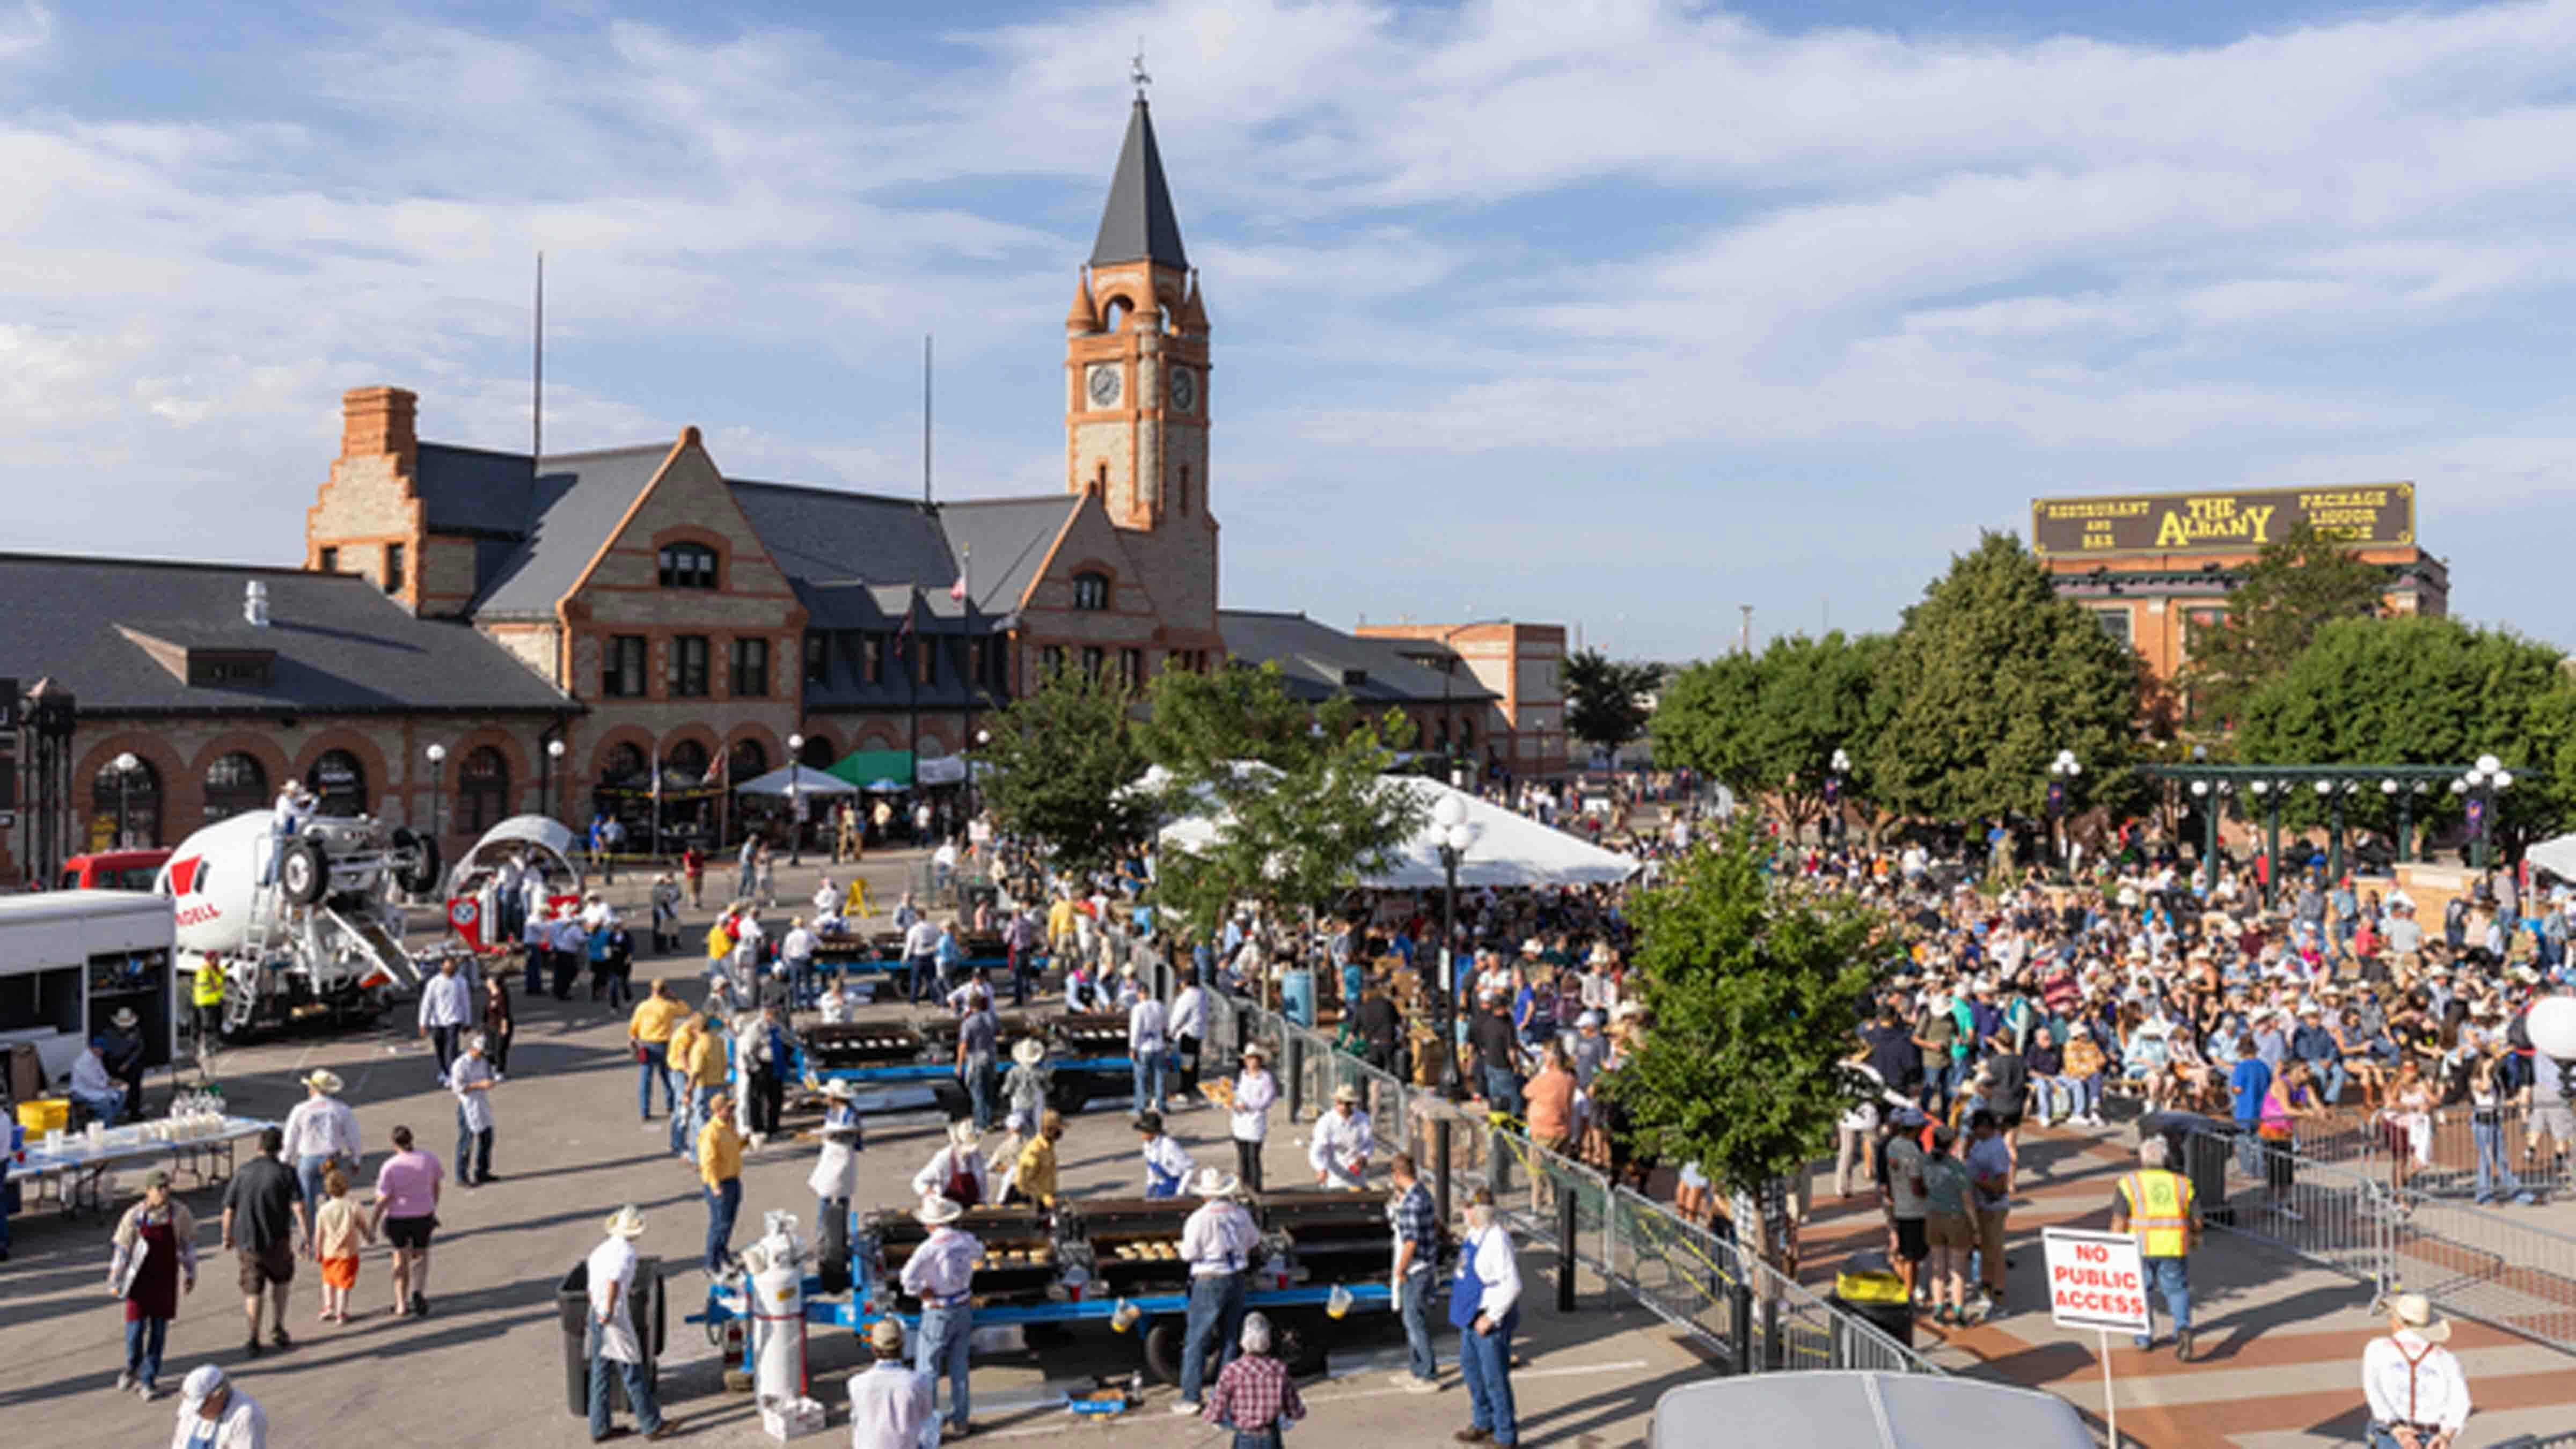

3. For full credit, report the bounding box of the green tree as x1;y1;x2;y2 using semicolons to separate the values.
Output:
1616;818;1883;1220
975;663;1152;872
2236;616;2576;859
1649;652;1767;799
1563;649;1663;760
2182;524;2387;728
1138;663;1429;934
1750;631;1891;835
1867;531;2143;825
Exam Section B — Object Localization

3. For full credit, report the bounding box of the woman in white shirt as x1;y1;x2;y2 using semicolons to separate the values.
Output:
1227;1044;1277;1194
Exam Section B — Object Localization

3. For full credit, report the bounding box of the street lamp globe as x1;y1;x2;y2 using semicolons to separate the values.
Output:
425;743;447;765
1432;793;1468;831
2313;779;2332;797
2476;753;2503;777
789;732;803;753
2250;780;2268;796
2382;779;2399;795
547;738;566;759
2189;780;2208;797
2495;771;2516;791
976;729;992;747
1444;822;1480;854
1831;748;1851;773
112;751;140;773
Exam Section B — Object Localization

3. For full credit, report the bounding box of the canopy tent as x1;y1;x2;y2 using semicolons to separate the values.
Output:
734;762;859;799
2528;831;2576;882
1648;1373;2089;1449
442;814;581;896
826;749;913;789
1151;767;1639;890
918;755;969;786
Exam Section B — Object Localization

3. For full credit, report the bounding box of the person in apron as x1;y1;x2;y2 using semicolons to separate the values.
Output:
807;1081;863;1247
586;1205;674;1440
1450;1192;1522;1446
909;1121;990;1209
111;1168;196;1400
1136;1111;1196;1198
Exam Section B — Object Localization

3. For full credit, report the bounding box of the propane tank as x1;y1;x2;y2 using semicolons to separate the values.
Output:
743;1211;807;1406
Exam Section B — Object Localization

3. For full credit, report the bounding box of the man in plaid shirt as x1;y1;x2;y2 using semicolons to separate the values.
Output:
1203;1311;1305;1448
1389;1153;1441;1389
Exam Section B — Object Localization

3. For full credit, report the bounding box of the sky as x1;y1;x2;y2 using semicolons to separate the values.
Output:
8;0;2576;662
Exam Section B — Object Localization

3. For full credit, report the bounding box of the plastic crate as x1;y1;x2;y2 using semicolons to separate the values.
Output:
760;1396;825;1440
15;1099;67;1136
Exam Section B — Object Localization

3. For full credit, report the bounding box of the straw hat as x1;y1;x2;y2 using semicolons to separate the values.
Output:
1332;1082;1362;1104
868;1318;906;1353
303;1069;344;1094
2390;1292;2450;1343
916;1194;964;1226
1190;1167;1242;1199
1012;1038;1047;1067
946;1119;981;1147
604;1204;647;1239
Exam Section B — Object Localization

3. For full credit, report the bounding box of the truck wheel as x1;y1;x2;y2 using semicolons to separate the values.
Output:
1273;1309;1328;1377
279;839;328;905
1141;1318;1190;1385
391;828;442;897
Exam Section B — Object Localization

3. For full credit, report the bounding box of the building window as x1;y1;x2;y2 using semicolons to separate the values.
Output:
2092;608;2133;646
860;632;885;686
383;542;406;595
804;631;829;686
92;756;163;848
727;738;768;785
1043;645;1066;677
318;547;339;573
1123;648;1144;687
601;741;648;785
1082;646;1105;679
661;739;709;787
305;749;367;817
669;635;709;697
203;751;268;822
798;735;835;770
458;746;510;835
1072;572;1110;611
730;637;770;697
602;634;648;698
657;542;719;589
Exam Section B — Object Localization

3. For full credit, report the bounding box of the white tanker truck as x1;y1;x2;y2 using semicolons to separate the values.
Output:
155;810;450;1037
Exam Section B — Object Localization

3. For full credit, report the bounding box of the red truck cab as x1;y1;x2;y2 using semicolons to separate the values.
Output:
58;848;176;893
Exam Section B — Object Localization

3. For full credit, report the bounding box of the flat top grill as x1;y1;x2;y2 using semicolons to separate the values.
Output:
870;1205;1058;1304
800;1022;928;1067
1050;1012;1129;1053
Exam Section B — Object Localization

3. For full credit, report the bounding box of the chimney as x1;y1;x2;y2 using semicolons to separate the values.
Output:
340;386;418;465
243;580;270;627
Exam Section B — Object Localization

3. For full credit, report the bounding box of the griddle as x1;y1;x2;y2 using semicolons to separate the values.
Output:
869;1203;1058;1308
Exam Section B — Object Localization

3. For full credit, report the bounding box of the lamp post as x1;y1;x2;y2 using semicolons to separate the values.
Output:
2456;753;2512;873
423;743;447;843
111;751;140;848
974;728;991;818
1825;748;1850;848
1429;791;1481;1101
2047;749;2081;873
546;738;567;826
787;732;805;866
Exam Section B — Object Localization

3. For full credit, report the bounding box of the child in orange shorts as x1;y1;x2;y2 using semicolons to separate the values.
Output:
313;1166;373;1322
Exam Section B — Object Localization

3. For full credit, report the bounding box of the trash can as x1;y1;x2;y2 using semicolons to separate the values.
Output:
1827;1291;1916;1352
559;1255;665;1416
2138;1111;2233;1227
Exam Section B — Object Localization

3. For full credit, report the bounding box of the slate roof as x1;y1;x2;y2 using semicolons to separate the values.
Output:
467;444;672;618
1218;609;1496;706
0;553;575;716
1092;98;1188;270
415;443;537;537
938;496;1080;615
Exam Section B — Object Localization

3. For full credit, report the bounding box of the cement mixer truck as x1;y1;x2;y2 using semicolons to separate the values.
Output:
155;809;450;1038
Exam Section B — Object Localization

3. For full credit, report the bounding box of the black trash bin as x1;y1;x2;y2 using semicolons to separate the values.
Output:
559;1255;667;1416
2136;1111;2234;1227
1827;1291;1916;1352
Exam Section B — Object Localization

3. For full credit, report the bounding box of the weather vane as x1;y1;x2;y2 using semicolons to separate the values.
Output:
1131;39;1150;99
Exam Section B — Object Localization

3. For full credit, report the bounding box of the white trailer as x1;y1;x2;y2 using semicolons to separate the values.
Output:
0;890;177;1089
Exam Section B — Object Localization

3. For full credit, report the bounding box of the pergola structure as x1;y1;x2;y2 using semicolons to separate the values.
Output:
2143;760;2516;906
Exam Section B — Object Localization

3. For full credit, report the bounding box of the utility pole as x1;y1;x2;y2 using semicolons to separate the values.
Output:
1738;604;1753;655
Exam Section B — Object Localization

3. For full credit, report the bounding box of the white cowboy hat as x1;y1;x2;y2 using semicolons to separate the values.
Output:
180;1363;228;1406
303;1069;344;1094
1190;1167;1242;1198
821;1080;859;1101
109;1007;139;1028
1012;1038;1047;1067
916;1193;964;1226
1239;1042;1270;1061
1519;938;1544;955
604;1204;647;1239
946;1119;982;1147
2390;1292;2451;1342
1332;1082;1362;1104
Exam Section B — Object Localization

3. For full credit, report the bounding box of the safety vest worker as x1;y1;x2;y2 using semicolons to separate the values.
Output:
2110;1139;2201;1359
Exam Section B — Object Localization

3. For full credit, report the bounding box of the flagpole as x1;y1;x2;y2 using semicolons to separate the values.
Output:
961;545;975;818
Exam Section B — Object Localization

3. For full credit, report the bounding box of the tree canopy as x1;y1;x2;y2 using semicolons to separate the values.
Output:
1563;649;1663;758
1650;632;1890;831
975;663;1151;873
2181;524;2387;728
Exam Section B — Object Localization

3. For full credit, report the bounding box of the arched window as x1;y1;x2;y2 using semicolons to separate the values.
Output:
602;741;648;785
728;738;769;785
202;751;268;822
1072;572;1110;611
93;756;162;848
797;735;836;770
657;541;719;589
458;747;510;834
661;740;710;788
305;750;367;817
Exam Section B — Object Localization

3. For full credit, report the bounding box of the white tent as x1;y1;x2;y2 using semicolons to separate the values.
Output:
1153;769;1638;890
2529;831;2576;882
734;762;860;798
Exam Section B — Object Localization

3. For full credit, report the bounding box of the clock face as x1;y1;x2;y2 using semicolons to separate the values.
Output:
1086;364;1122;408
1169;368;1196;412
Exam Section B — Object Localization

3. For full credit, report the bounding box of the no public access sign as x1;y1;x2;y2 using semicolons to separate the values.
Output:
2043;1227;2150;1336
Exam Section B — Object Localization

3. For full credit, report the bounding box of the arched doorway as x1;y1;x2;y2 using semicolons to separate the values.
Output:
305;749;367;816
797;734;835;770
202;751;268;823
92;756;162;850
728;738;769;784
458;746;510;835
653;740;715;851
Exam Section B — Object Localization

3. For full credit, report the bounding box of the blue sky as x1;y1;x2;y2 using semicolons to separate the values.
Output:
9;0;2576;661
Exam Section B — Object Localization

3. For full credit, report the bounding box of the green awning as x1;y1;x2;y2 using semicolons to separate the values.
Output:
826;749;914;788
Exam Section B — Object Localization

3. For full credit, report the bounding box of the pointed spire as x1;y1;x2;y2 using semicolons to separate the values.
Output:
1066;268;1100;334
1091;98;1187;270
1177;270;1209;334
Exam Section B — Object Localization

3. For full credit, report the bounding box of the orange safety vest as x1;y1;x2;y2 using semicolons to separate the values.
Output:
2120;1169;2194;1258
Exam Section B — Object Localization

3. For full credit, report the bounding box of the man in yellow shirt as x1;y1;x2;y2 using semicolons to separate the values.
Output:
696;1097;743;1274
664;1013;704;1156
1014;1111;1065;1209
628;980;692;1126
1046;891;1078;957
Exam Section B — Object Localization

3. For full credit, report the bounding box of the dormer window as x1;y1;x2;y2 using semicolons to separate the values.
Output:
1072;572;1110;611
658;543;719;589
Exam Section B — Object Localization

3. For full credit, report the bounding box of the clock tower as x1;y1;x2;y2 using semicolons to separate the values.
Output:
1066;89;1220;650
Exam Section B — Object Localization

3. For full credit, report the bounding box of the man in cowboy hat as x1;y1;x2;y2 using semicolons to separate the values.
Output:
848;1316;934;1449
586;1205;676;1440
901;1194;983;1439
99;1005;149;1122
910;1119;991;1209
171;1362;267;1448
280;1067;361;1211
1309;1082;1372;1190
1173;1166;1258;1415
2363;1293;2469;1448
809;1080;865;1238
1227;1043;1278;1194
1135;1110;1196;1199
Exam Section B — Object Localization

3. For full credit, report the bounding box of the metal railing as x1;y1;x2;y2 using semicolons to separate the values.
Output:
2288;1103;2574;1203
2185;1126;2576;1356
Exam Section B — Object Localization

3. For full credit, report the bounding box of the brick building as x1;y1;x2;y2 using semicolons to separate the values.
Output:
1353;621;1570;777
1215;609;1499;767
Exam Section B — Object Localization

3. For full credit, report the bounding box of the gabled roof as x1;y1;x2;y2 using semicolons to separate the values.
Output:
1218;609;1497;706
0;553;573;715
467;444;672;619
1092;98;1188;270
415;443;537;537
939;496;1081;614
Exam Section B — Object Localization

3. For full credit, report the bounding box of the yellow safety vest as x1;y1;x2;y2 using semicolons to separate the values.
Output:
192;967;225;1007
2121;1169;2194;1258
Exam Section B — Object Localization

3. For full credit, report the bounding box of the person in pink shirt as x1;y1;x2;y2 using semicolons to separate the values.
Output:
367;1124;444;1320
